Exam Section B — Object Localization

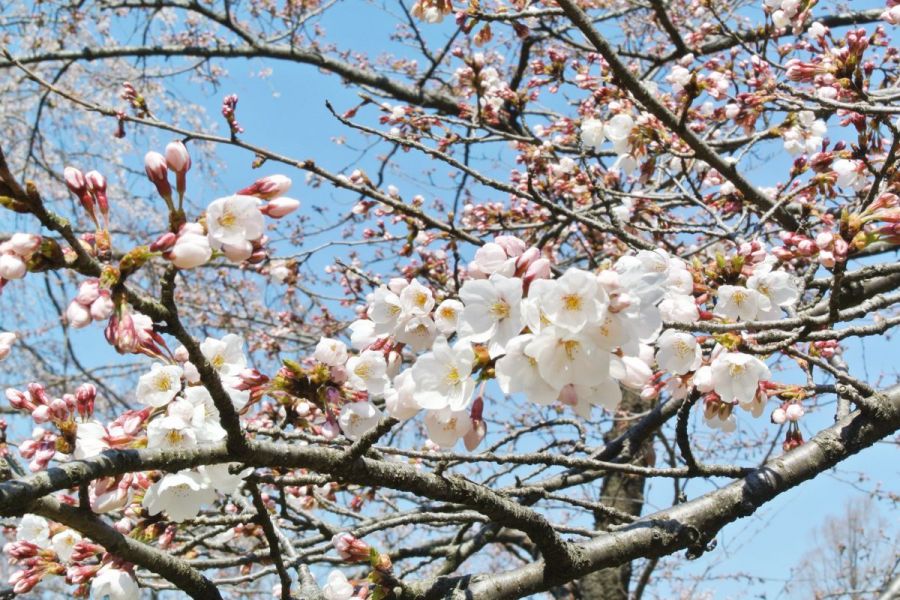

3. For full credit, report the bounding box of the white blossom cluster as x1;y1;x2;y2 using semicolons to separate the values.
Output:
316;238;805;448
74;334;252;521
580;110;640;175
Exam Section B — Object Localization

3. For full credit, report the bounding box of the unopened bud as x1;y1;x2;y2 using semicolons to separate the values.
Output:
260;197;300;218
237;174;292;199
144;151;172;200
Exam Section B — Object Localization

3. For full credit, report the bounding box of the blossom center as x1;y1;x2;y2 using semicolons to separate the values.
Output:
218;210;237;228
354;363;371;379
490;300;510;319
561;339;581;360
445;366;461;386
562;294;583;312
413;291;428;308
154;374;173;392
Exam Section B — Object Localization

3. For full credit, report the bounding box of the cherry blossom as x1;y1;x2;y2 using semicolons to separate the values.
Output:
424;407;473;448
710;352;772;404
656;330;703;375
315;337;349;367
338;401;383;440
346;350;390;397
90;566;139;600
0;331;16;360
410;336;476;411
205;195;264;251
322;570;354;600
142;470;217;522
458;274;524;357
135;363;183;407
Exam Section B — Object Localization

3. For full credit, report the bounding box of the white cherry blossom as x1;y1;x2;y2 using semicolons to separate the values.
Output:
346;350;389;397
656;330;702;375
321;570;354;600
201;463;252;495
580;118;606;151
16;514;50;547
424;407;473;448
384;370;421;421
206;194;264;249
610;355;653;389
715;285;770;321
338;401;383;440
183;387;227;443
494;335;558;406
142;470;216;522
747;264;800;320
51;529;82;562
200;334;246;376
524;327;611;390
315;337;349;366
146;411;197;450
74;420;109;459
399;278;435;316
710;352;771;404
411;336;476;411
532;268;606;332
458;274;524;357
135;363;183;407
348;319;377;349
368;285;403;335
394;315;438;352
0;331;15;361
90;566;140;600
434;299;464;334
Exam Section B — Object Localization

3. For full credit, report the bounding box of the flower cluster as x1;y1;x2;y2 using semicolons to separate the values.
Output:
4;514;139;598
0;232;41;286
65;279;114;329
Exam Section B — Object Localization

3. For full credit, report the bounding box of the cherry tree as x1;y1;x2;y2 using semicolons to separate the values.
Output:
0;0;897;598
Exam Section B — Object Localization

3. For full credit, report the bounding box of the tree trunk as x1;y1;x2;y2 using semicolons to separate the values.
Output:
575;389;654;600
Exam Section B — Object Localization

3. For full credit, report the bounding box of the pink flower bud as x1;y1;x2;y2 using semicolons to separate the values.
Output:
76;279;101;305
170;233;212;269
523;257;551;286
221;241;253;263
9;233;41;258
28;383;50;405
514;246;540;274
331;532;371;562
818;250;835;268
815;231;833;250
76;383;96;419
31;405;51;423
173;345;190;362
785;403;804;421
90;294;114;321
144;151;172;200
260;197;300;218
6;388;32;411
50;398;69;420
66;301;93;329
494;235;526;257
64;167;87;196
237;174;292;199
85;170;109;222
164;141;191;173
0;254;27;280
150;231;177;252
